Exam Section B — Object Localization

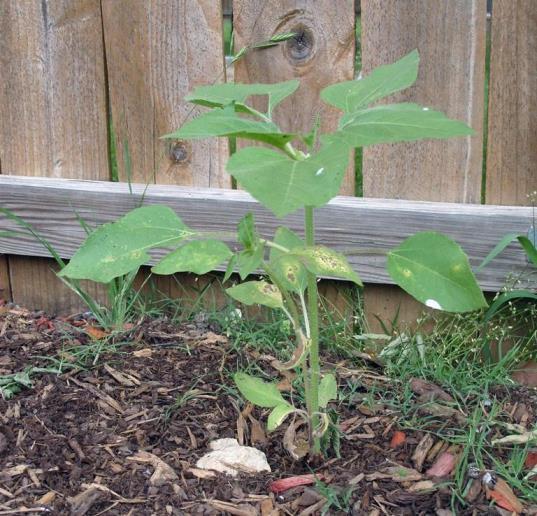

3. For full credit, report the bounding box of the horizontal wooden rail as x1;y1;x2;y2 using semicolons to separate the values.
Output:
0;175;533;292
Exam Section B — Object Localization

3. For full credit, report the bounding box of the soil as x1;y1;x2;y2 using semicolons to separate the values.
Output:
1;304;536;515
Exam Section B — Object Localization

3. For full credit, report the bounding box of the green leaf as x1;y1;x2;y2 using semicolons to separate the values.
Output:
163;106;295;149
185;80;300;116
271;254;308;293
387;232;488;313
318;373;338;408
60;206;193;283
238;213;259;251
233;372;287;408
321;50;419;112
152;240;231;275
517;236;537;267
267;403;295;432
223;254;237;283
327;103;473;148
292;246;362;286
227;142;350;218
476;233;520;271
270;227;304;260
237;245;264;279
226;281;284;309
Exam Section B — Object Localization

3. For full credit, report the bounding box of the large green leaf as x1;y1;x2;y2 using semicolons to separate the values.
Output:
292;246;362;286
267;403;295;432
151;240;231;275
226;281;284;309
227;142;350;218
321;50;419;112
234;372;287;408
60;206;193;283
387;232;487;313
326;103;473;148
163;107;295;149
185;80;300;116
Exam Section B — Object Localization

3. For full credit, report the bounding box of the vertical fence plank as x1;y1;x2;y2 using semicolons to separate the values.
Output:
102;0;229;187
101;0;229;305
0;257;10;302
486;0;537;206
0;0;109;313
361;0;487;331
233;0;356;195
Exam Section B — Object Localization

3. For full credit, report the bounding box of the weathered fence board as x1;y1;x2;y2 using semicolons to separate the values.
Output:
0;0;109;312
101;0;229;309
102;0;229;187
360;0;487;329
486;0;537;205
0;257;10;301
233;0;356;195
0;176;532;293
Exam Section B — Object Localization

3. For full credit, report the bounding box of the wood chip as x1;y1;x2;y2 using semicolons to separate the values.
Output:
103;364;138;387
127;450;178;486
412;434;435;471
69;377;124;414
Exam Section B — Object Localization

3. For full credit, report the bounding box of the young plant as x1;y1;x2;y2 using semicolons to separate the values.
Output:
59;50;487;457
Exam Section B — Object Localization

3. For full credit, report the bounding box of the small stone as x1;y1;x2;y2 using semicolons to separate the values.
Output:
196;438;271;477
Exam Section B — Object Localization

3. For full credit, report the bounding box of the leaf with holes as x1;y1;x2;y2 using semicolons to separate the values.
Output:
226;281;283;309
292;246;362;286
321;50;419;112
387;232;487;312
152;240;231;275
269;227;307;292
234;372;288;408
60;206;194;283
227;142;350;218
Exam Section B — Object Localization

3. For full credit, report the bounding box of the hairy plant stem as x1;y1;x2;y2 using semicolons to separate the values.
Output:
305;205;321;455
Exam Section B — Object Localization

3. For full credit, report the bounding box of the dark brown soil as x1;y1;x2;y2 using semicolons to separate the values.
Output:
1;304;536;515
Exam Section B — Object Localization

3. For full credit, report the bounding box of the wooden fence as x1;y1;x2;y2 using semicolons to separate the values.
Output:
0;0;535;329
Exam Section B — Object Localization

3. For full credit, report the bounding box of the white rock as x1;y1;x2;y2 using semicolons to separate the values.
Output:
196;438;271;477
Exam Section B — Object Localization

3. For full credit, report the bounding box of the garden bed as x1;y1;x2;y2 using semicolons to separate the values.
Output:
1;305;536;515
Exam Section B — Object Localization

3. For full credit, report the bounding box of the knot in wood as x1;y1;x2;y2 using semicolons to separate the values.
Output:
169;141;189;164
286;26;314;63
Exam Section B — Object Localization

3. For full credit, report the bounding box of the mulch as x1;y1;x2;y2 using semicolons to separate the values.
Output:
1;304;536;515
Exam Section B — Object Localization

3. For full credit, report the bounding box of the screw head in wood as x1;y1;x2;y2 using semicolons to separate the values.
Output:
168;140;190;164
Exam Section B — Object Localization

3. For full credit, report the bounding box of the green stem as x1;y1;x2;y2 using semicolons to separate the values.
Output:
305;205;321;455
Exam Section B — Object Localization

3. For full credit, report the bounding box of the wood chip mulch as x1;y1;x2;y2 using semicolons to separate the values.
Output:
1;304;536;515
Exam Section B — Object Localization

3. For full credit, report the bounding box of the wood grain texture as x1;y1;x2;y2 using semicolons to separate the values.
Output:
101;0;229;187
0;176;532;293
0;0;109;313
361;0;486;203
233;0;356;195
360;0;487;331
0;256;10;301
486;0;537;205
